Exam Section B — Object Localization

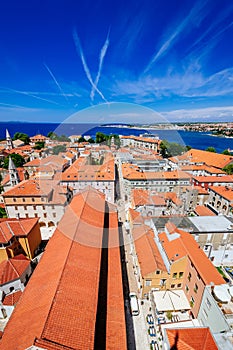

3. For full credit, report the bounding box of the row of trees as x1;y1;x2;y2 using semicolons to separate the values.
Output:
159;141;190;158
205;147;232;155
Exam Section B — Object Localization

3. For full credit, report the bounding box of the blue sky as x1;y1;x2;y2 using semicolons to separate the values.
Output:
0;0;233;123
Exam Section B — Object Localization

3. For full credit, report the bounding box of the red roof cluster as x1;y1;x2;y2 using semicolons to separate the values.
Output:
0;187;126;350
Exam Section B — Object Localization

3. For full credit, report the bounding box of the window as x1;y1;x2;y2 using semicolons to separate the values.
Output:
53;213;56;218
32;197;35;202
35;214;38;218
177;283;182;288
24;205;27;210
44;213;47;218
14;206;18;210
160;279;166;286
22;198;25;202
33;205;36;210
179;272;184;278
13;198;16;202
172;272;177;279
188;273;191;282
171;284;175;288
194;284;198;293
205;298;211;309
156;270;160;275
190;296;195;307
145;280;151;286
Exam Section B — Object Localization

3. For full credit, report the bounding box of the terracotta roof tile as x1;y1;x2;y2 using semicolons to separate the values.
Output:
0;255;30;285
132;189;166;207
61;158;115;181
195;205;216;216
160;226;225;285
107;210;127;350
170;148;233;169
133;225;167;276
122;164;191;181
192;175;233;184
0;218;39;243
208;185;233;201
166;327;218;350
0;187;125;350
2;290;22;306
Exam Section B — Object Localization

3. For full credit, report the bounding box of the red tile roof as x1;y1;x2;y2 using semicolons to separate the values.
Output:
170;148;233;169
0;255;30;285
0;187;126;350
208;185;233;201
159;226;225;286
133;226;167;276
107;210;127;350
132;189;166;207
0;218;39;243
195;205;216;216
122;165;191;181
61;157;115;181
2;290;22;306
166;327;218;350
192;175;233;184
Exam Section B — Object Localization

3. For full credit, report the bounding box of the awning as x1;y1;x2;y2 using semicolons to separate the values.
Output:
213;285;231;303
152;290;191;312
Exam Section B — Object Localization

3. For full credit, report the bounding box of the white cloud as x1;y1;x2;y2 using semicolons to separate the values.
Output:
112;66;233;102
161;106;233;122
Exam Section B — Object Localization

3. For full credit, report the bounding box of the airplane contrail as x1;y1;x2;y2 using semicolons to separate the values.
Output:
43;63;69;103
4;87;61;105
90;29;110;101
72;28;107;103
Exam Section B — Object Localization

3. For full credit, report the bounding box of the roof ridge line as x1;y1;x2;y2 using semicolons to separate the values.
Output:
6;222;15;238
40;188;100;340
9;259;21;277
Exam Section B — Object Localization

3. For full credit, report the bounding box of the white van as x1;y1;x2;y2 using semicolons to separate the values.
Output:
129;292;139;316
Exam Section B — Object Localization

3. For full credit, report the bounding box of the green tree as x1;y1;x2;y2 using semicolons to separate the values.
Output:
13;132;30;145
0;173;3;194
88;138;95;143
58;134;70;142
222;149;231;155
96;132;107;143
77;136;86;143
34;141;45;150
223;164;233;175
3;153;25;169
0;207;7;218
47;131;57;139
52;145;66;155
47;132;70;142
206;147;216;153
160;140;186;158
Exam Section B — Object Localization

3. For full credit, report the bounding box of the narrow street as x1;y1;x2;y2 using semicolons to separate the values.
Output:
116;156;151;350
